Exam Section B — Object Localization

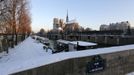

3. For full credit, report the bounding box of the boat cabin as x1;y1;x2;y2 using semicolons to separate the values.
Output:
69;41;97;51
56;39;70;52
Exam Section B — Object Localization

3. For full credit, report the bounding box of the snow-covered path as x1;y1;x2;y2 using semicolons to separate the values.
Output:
0;37;52;75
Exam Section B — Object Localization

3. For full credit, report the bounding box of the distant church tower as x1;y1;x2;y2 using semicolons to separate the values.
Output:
66;10;69;23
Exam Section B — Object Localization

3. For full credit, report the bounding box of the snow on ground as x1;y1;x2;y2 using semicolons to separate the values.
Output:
0;37;52;75
0;37;134;75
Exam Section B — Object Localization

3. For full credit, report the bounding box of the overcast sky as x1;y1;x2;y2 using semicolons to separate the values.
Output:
31;0;134;32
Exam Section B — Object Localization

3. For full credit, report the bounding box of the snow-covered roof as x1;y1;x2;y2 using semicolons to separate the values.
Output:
57;39;70;44
69;41;97;46
0;37;134;75
66;19;77;24
33;36;49;41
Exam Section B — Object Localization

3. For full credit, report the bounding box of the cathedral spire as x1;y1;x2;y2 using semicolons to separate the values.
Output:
66;10;69;23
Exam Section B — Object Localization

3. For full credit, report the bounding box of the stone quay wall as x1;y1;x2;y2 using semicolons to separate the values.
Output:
12;49;134;75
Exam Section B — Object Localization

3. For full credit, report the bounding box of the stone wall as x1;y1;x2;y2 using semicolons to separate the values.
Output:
12;49;134;75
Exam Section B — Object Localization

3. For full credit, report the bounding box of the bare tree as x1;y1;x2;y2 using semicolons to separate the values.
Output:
0;0;31;48
17;0;31;41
